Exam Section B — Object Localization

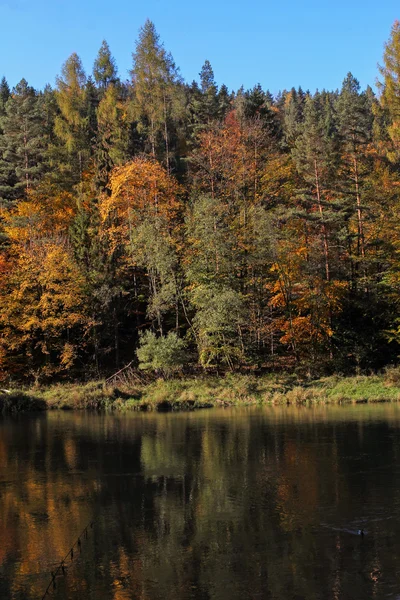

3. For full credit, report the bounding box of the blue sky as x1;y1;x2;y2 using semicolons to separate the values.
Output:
0;0;398;95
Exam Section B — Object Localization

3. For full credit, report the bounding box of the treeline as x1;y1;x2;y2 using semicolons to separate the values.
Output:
1;19;400;382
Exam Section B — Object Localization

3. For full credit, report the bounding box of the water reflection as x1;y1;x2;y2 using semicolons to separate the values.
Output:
1;405;400;599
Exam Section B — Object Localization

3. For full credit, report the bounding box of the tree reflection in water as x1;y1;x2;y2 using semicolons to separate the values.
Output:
1;405;400;599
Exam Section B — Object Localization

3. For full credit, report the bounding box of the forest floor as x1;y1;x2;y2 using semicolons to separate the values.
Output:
2;370;400;414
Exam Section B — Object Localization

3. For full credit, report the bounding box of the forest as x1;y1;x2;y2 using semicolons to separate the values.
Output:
1;19;400;384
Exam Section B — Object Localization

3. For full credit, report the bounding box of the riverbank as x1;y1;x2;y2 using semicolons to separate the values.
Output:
2;369;400;414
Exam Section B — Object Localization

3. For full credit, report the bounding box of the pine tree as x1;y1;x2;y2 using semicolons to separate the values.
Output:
217;83;232;118
85;76;99;149
292;93;340;282
242;84;282;142
0;79;48;208
95;83;129;191
0;77;10;117
93;40;118;90
283;87;306;147
198;60;220;121
336;73;373;265
187;60;220;141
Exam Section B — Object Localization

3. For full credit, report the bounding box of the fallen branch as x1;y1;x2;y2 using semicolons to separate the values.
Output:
105;361;134;385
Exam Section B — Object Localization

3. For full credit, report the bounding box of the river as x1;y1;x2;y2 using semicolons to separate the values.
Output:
1;404;400;599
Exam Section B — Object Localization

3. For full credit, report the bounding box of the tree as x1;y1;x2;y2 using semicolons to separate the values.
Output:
185;194;234;285
100;158;182;341
336;73;373;269
95;83;129;191
54;53;91;183
0;79;48;209
0;241;87;382
192;61;220;131
378;20;400;159
0;77;10;116
93;40;118;90
101;157;181;243
136;330;188;377
3;178;76;245
192;285;246;369
283;87;306;147
292;93;341;282
185;194;246;367
130;19;184;171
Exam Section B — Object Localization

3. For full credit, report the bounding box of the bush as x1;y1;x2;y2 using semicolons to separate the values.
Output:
136;331;188;378
384;365;400;387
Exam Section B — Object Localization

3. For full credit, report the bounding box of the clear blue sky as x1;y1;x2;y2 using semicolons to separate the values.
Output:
0;0;398;95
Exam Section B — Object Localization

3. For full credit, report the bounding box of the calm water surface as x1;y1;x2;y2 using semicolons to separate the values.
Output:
2;404;400;599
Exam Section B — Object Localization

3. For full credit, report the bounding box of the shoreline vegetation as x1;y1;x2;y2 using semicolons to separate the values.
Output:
3;370;400;415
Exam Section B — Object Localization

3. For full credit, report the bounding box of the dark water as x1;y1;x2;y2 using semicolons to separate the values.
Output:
2;405;400;599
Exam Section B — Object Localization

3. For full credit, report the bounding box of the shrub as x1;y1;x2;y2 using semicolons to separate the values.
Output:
384;365;400;387
136;331;188;378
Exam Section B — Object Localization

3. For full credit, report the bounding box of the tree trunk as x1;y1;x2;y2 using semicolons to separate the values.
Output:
353;154;365;259
314;159;330;281
163;93;170;174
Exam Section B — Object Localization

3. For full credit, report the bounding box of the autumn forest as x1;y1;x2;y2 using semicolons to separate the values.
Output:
2;19;400;384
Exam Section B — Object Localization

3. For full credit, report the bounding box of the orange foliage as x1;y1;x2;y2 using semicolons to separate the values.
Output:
100;157;182;253
0;241;87;380
192;110;267;204
4;180;76;245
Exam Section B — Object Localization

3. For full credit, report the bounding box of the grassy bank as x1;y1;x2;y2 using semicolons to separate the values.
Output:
2;368;400;414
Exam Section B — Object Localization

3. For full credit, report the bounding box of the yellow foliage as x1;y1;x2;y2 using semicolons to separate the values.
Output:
0;241;87;380
100;157;182;255
4;180;76;244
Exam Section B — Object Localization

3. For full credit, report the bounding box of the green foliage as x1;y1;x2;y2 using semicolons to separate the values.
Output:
93;40;118;90
0;76;10;115
192;285;246;369
54;53;92;182
95;83;128;189
0;79;48;207
0;19;400;383
378;20;400;159
136;331;188;377
130;19;184;168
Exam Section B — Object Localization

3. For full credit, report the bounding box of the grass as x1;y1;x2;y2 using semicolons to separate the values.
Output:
2;369;400;414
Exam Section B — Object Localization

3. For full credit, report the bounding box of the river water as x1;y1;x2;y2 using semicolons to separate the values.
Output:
1;405;400;599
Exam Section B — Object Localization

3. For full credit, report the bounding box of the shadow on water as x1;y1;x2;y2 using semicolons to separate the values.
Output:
0;392;46;415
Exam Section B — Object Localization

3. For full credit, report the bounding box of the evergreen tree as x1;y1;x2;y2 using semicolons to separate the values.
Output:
0;79;48;208
283;87;307;147
217;83;232;118
336;73;373;266
243;84;282;142
39;84;59;142
93;40;118;90
95;83;129;191
85;76;99;149
0;77;10;117
187;61;221;141
198;60;220;121
292;93;340;282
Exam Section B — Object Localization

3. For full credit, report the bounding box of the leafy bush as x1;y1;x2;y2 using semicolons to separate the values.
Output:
136;331;188;378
